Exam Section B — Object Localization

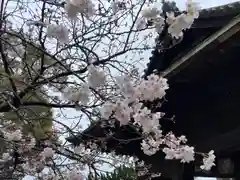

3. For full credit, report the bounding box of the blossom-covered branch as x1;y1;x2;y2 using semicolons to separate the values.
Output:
0;0;216;179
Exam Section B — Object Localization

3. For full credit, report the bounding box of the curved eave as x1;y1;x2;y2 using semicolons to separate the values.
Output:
198;1;240;19
163;14;240;79
143;1;240;77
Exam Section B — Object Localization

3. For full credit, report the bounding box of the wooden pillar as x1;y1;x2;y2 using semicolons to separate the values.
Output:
182;163;195;180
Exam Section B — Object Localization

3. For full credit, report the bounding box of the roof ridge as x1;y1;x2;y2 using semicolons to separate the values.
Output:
201;1;240;11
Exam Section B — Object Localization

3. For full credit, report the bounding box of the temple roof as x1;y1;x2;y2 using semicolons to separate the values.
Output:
198;1;240;18
67;3;240;175
144;1;240;78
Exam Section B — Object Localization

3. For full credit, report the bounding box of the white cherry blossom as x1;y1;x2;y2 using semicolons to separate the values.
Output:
87;64;106;88
136;17;146;30
168;14;193;38
65;0;80;19
67;169;84;180
142;7;160;19
1;152;12;162
74;144;91;156
136;74;169;101
200;150;216;170
65;0;95;18
178;146;195;163
163;146;195;163
41;147;55;159
163;148;177;160
166;12;176;25
78;83;90;105
114;100;132;126
168;0;200;38
46;24;69;43
186;0;201;18
63;84;90;105
116;75;136;100
4;129;22;141
100;102;115;119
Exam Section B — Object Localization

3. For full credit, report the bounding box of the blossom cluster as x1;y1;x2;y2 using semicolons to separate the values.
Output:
137;6;164;32
200;150;216;171
46;24;69;44
99;72;215;170
43;0;200;44
62;64;106;105
65;0;95;19
136;0;200;38
166;1;200;38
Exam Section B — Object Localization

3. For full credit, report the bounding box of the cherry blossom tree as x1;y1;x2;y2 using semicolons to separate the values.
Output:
0;0;215;179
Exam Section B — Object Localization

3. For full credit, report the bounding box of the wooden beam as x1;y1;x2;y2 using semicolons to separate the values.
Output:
218;22;240;43
162;15;240;78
